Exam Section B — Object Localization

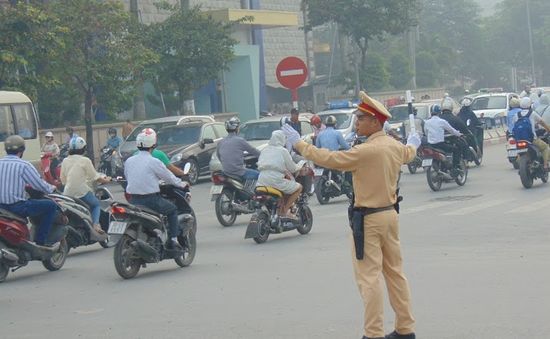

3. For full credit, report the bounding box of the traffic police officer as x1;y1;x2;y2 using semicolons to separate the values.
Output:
282;91;420;339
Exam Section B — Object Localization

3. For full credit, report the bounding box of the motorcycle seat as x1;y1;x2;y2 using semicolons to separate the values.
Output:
133;205;163;218
255;186;283;198
0;208;28;224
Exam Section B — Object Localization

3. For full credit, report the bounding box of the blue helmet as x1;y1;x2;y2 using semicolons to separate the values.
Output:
431;104;442;115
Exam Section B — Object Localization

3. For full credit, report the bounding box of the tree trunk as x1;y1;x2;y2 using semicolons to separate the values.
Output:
84;88;95;164
133;81;146;120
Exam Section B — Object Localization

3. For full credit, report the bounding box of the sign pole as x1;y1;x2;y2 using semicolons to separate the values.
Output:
291;89;299;109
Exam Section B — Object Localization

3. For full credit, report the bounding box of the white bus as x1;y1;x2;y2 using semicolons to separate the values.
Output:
0;91;41;166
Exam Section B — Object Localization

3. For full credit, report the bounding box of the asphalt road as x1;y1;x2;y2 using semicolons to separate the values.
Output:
2;143;549;339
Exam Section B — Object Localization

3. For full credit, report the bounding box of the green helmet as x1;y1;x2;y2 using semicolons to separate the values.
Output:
4;135;26;153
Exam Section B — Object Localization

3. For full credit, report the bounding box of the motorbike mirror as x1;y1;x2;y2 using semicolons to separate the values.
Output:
183;162;192;175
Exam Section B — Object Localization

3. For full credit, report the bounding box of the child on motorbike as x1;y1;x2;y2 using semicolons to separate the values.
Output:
256;130;306;220
61;136;111;241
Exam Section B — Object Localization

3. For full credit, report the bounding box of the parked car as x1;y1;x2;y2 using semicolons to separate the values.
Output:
116;115;215;163
470;93;516;128
209;114;312;173
155;121;227;184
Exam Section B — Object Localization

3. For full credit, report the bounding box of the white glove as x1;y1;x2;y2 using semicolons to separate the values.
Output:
282;124;301;147
406;132;421;148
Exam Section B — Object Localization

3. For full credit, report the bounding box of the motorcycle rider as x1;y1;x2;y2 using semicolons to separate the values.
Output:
0;135;58;248
424;105;463;174
316;115;350;151
440;100;472;159
256;130;305;220
513;97;550;170
535;94;550;118
60;136;111;241
457;97;483;151
507;96;522;134
309;114;325;145
124;128;186;250
106;128;122;150
132;128;187;178
288;108;302;135
217;117;260;181
402;108;425;138
41;131;60;179
64;126;78;145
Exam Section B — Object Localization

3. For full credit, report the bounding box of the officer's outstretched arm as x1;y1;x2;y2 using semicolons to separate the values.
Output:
294;141;361;172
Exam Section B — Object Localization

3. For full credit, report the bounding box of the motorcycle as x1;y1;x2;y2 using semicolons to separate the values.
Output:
463;120;484;166
245;166;314;244
422;136;468;191
210;155;258;227
0;189;70;283
314;167;353;204
515;131;549;189
506;132;520;169
98;146;123;177
52;185;116;252
108;164;196;279
40;152;62;189
406;144;425;174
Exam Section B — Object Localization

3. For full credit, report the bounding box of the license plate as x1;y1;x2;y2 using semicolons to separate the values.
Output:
421;159;433;167
313;168;324;176
210;185;223;195
516;149;527;154
108;221;127;235
507;150;518;157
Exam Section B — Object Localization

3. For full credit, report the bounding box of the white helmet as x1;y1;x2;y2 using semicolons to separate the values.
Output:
441;98;453;111
225;117;240;132
45;131;54;138
69;136;86;150
136;128;157;148
461;98;472;107
520;97;532;109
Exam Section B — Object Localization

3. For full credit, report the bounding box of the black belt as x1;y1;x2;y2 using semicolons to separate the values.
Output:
349;205;396;260
129;193;159;198
355;205;396;215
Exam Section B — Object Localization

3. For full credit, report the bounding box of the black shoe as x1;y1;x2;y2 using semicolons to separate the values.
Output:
385;330;416;339
165;240;183;252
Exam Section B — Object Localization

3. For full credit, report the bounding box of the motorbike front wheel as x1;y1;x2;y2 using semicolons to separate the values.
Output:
253;211;270;244
426;165;442;192
114;234;141;279
519;155;534;189
455;160;468;186
215;188;237;227
296;205;313;235
175;229;196;267
42;238;68;271
315;178;330;205
407;162;418;174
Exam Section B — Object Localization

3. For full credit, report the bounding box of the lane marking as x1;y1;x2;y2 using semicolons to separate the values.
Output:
506;198;550;214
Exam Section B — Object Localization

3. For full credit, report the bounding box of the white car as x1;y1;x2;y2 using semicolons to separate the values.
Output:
470;93;516;128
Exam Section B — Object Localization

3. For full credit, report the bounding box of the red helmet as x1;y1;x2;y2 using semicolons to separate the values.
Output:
310;114;321;126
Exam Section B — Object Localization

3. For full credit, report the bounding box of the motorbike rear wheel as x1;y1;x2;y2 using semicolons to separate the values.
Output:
42;238;68;271
175;228;196;267
253;211;270;244
215;188;237;227
114;234;141;279
455;160;468;186
519;155;534;189
426;165;442;192
296;205;313;235
407;162;418;174
0;263;8;283
315;178;330;205
541;170;548;183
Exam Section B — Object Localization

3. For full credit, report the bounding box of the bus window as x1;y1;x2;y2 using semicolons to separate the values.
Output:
12;103;37;139
0;105;15;142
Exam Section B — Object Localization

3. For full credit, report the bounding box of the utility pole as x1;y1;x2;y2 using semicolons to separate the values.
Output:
526;0;536;85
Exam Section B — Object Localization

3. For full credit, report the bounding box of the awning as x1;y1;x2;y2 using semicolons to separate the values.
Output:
205;9;299;28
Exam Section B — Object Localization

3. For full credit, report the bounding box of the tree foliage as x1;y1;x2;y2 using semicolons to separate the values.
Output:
389;53;413;88
146;4;237;115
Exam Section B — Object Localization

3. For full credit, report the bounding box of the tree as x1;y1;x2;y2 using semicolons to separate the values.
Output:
389;53;413;89
364;53;390;91
47;0;157;161
415;51;438;88
303;0;418;89
146;4;237;115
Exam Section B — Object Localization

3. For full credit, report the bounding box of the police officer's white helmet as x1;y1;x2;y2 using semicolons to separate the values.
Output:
520;97;532;109
441;99;453;111
136;128;157;148
225;117;240;131
69;136;87;150
461;98;472;107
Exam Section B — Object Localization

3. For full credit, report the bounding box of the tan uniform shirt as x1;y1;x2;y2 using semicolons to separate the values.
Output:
295;131;416;208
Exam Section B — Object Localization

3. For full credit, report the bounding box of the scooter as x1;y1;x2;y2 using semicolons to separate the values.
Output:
422;136;468;191
108;164;196;279
314;167;353;204
40;152;62;189
515;131;549;188
0;189;69;283
245;166;314;244
506;132;520;169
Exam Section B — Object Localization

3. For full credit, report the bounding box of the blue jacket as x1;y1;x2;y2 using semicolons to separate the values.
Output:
507;108;522;132
316;127;350;151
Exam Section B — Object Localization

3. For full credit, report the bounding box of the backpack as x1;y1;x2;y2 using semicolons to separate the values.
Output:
513;110;534;142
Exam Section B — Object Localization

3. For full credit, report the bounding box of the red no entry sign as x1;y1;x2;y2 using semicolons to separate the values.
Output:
276;57;308;90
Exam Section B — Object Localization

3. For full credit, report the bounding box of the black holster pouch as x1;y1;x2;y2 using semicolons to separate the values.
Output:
350;208;365;260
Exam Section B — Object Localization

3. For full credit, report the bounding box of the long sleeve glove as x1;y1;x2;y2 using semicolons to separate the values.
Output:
406;132;421;149
281;124;301;147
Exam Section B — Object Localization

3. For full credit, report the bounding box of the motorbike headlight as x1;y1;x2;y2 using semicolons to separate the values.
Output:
171;153;183;163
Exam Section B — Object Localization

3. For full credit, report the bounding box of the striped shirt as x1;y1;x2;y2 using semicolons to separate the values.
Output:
0;155;54;204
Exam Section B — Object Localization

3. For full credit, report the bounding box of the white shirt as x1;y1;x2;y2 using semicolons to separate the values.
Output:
124;151;182;195
61;154;102;198
424;115;461;144
512;109;544;138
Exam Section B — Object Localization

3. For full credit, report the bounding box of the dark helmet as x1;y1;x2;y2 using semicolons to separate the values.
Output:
325;115;337;126
4;135;26;154
431;105;442;115
65;126;74;134
225;116;241;132
279;116;291;127
108;127;117;135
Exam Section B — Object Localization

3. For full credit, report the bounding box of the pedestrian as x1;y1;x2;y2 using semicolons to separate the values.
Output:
64;126;78;145
288;108;302;135
122;119;134;139
282;91;420;339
